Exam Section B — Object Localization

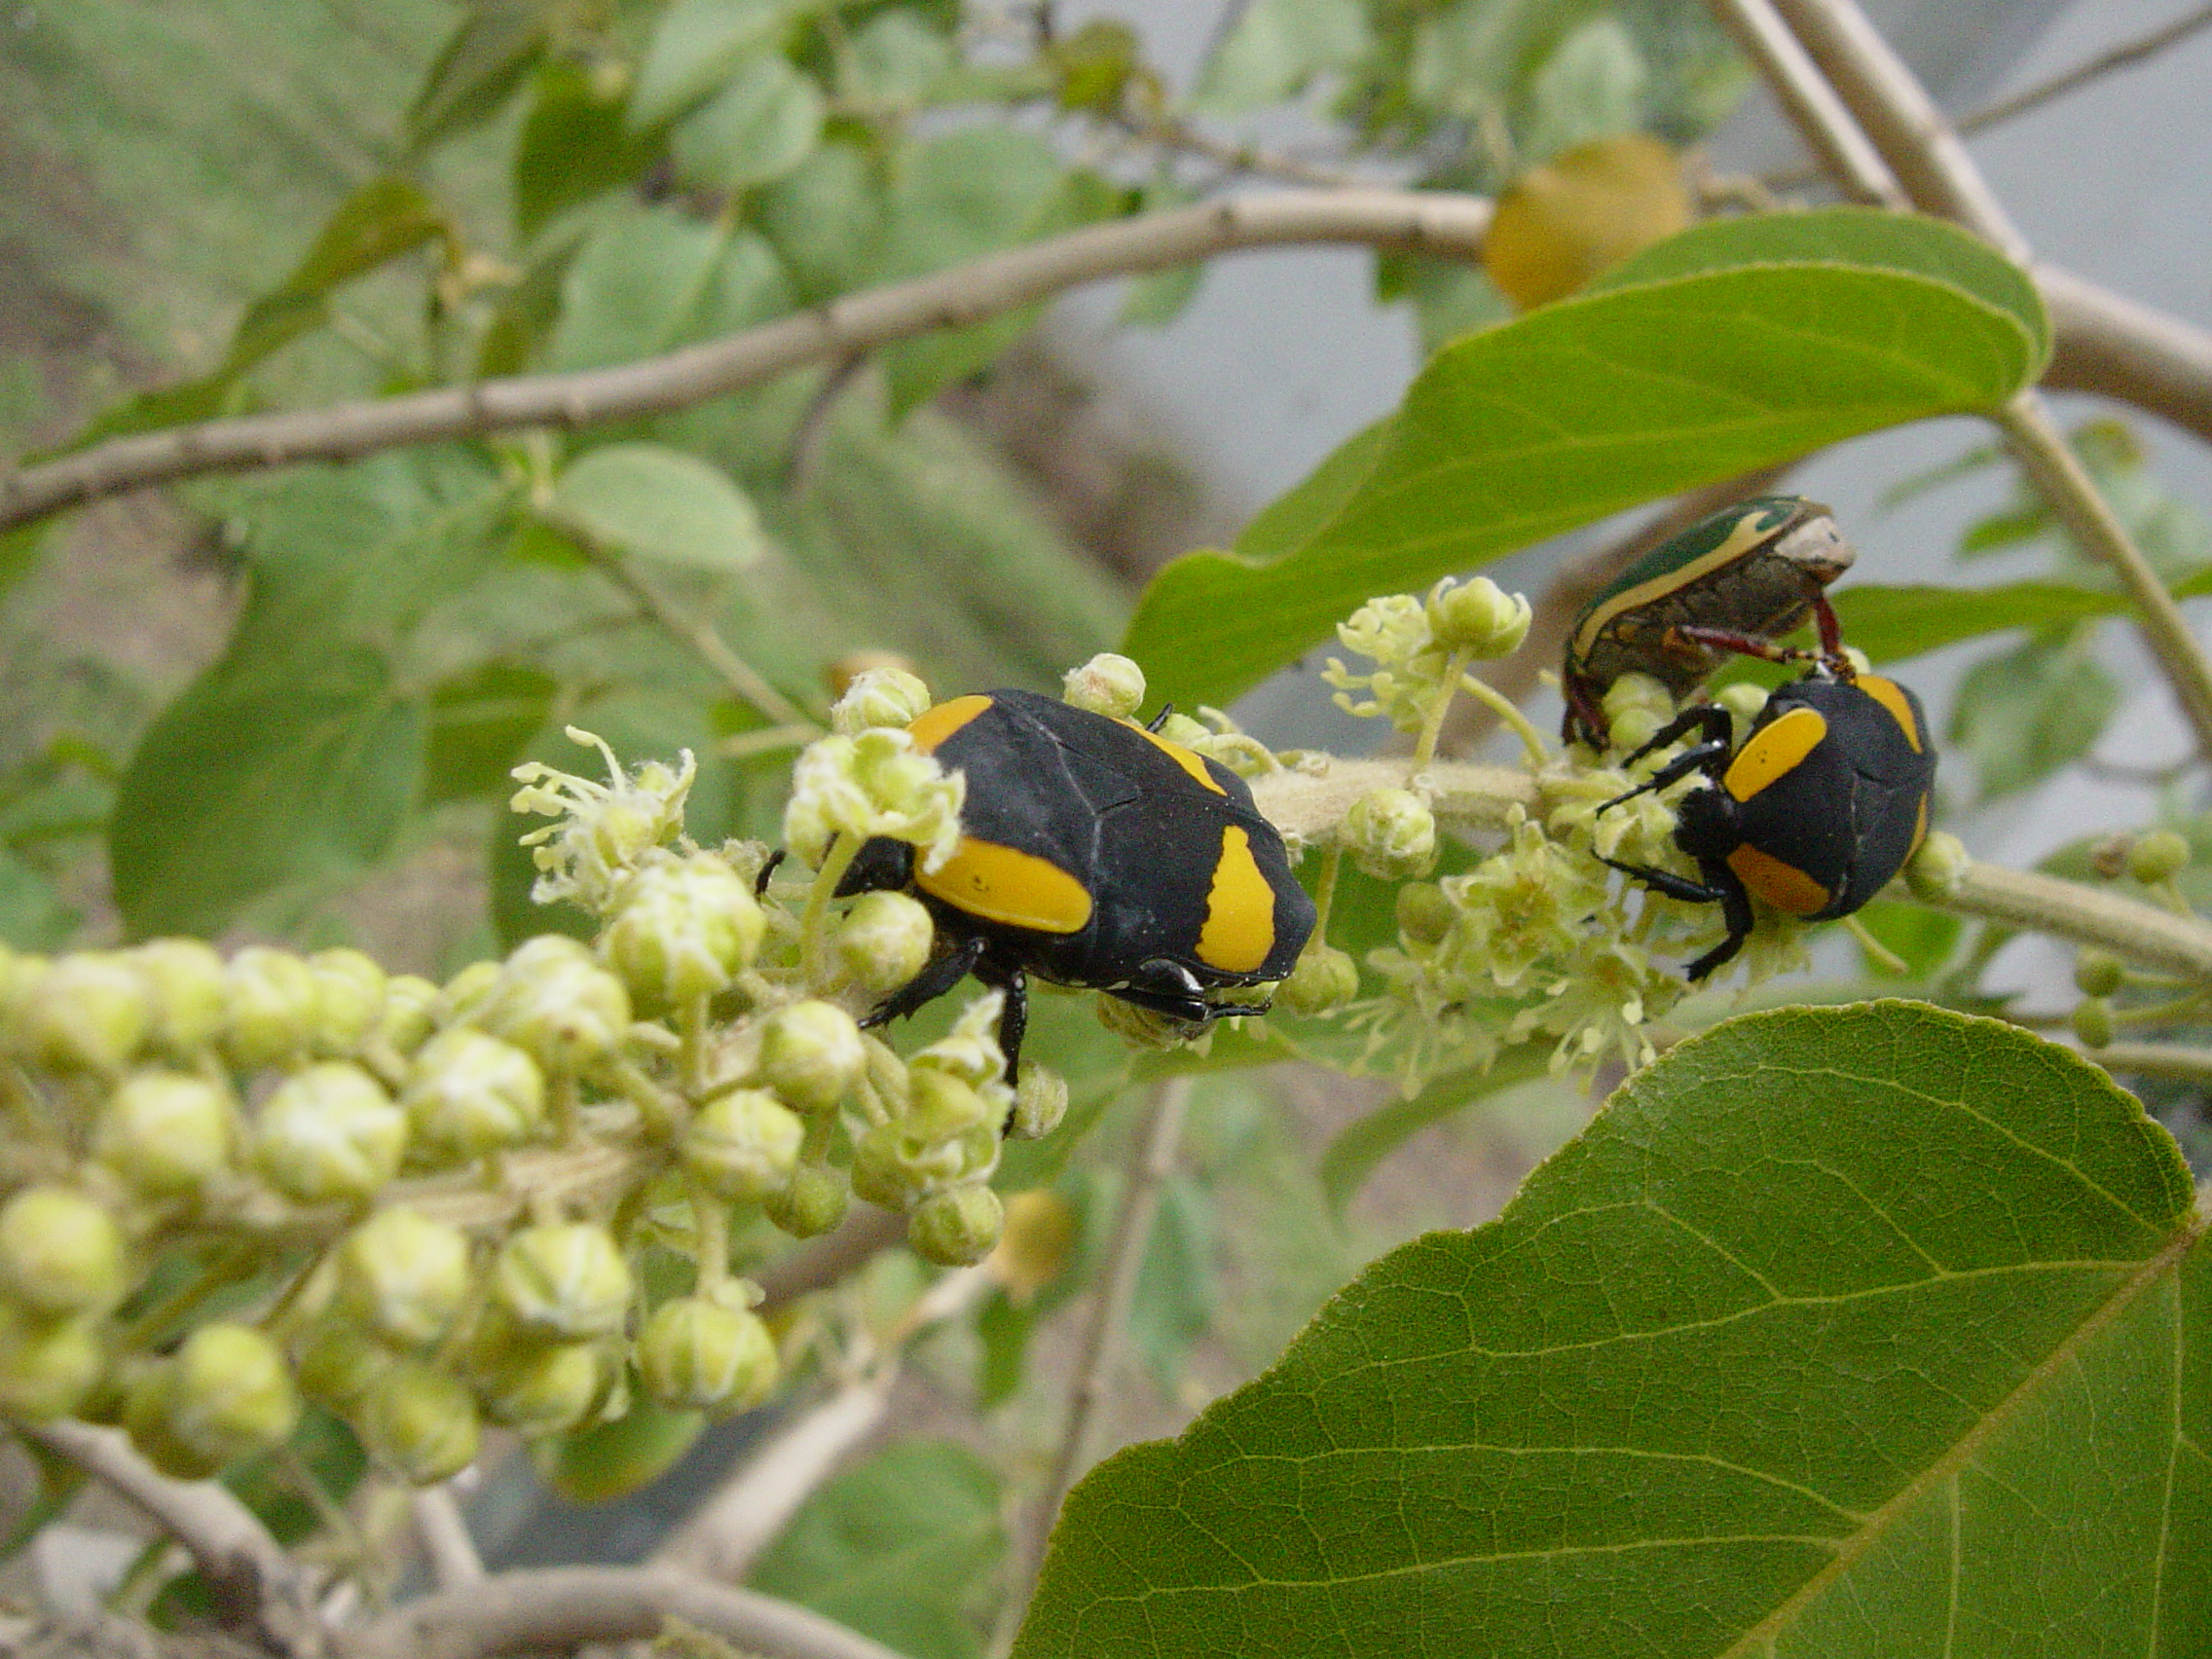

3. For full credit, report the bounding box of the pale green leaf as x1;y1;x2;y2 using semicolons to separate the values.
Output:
629;0;789;130
1520;15;1647;165
1950;632;2119;801
405;0;553;150
1123;211;2047;712
1194;0;1368;116
670;55;824;193
512;61;655;242
548;442;764;571
548;206;792;369
749;1440;1006;1659
1017;1002;2208;1659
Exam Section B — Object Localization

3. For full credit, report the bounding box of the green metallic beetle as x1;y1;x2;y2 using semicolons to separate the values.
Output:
1563;496;1856;747
835;689;1317;1077
1597;667;1936;980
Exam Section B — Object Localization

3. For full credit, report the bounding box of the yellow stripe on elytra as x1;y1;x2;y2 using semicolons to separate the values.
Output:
1120;719;1227;794
1856;676;1924;753
1196;825;1275;973
1724;707;1827;800
907;694;993;754
1727;844;1831;916
1569;517;1773;659
917;838;1093;935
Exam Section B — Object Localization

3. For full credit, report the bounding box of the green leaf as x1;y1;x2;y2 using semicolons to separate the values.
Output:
845;11;955;106
0;847;79;950
1831;579;2119;662
671;55;824;193
750;1439;1006;1659
547;443;765;571
630;0;791;131
513;62;658;242
1194;0;1368;116
1123;210;2049;712
751;139;888;303
535;1397;706;1505
1949;632;2119;801
1849;899;1962;981
549;206;793;370
406;0;553;151
1520;16;1647;165
1129;1175;1214;1386
1316;1050;1550;1215
110;647;425;939
424;661;558;805
67;177;451;446
1016;1002;2207;1659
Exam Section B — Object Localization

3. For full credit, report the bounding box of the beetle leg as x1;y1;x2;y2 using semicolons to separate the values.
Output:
753;848;787;900
970;953;1030;1083
1598;707;1734;815
1809;592;1852;680
1679;860;1755;981
862;932;989;1029
1111;959;1216;1026
1145;703;1176;734
1561;674;1609;749
1600;856;1731;905
1612;704;1733;772
1669;624;1817;668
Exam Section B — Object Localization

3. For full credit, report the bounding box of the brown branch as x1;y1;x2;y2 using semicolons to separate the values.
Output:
1705;0;1902;203
1739;0;2212;758
751;1204;906;1307
2038;265;2212;446
1957;3;2212;135
409;1488;484;1592
0;191;1493;533
337;1567;906;1659
1937;860;2212;983
22;1420;324;1658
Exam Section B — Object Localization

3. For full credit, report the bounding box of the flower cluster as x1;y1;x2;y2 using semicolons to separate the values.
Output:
0;676;1064;1487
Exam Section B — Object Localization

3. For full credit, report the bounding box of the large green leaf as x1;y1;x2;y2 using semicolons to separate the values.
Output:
548;206;792;371
669;55;824;194
629;0;793;130
1017;1002;2208;1659
1122;211;2048;712
749;1439;1006;1659
405;0;554;151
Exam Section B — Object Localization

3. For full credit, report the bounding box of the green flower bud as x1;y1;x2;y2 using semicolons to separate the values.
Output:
1343;787;1437;880
757;1000;866;1115
1272;943;1359;1015
1095;994;1192;1051
1158;712;1211;750
683;1088;804;1202
400;1028;547;1163
467;1328;605;1434
339;1208;473;1349
478;938;632;1075
132;940;227;1058
852;1118;987;1209
0;1186;129;1316
1714;681;1770;738
166;1323;301;1468
1008;1064;1068;1141
910;1027;1003;1090
1061;653;1147;719
835;891;934;998
222;947;321;1071
2072;997;2116;1051
294;1319;390;1408
635;1296;778;1414
1425;575;1531;657
906;1068;992;1140
831;667;934;735
2073;949;2124;1000
94;1070;238;1197
0;1305;103;1420
11;953;151;1075
764;1164;848;1237
494;1222;632;1339
309;949;387;1057
1395;881;1456;947
379;976;441;1057
601;854;764;1009
2128;830;2192;886
908;1183;1005;1267
1601;672;1674;756
256;1062;408;1203
1904;830;1971;903
358;1361;481;1484
437;961;501;1027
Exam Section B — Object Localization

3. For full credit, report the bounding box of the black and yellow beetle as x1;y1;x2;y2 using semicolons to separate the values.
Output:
837;689;1316;1075
1597;669;1936;980
1563;496;1856;747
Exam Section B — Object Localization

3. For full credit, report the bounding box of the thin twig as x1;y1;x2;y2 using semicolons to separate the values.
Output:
1118;113;1369;189
1740;0;2212;759
2084;1041;2212;1087
1959;2;2212;135
409;1488;484;1591
1703;0;1902;203
994;1077;1192;1651
338;1567;907;1659
2039;266;2212;447
0;191;1494;532
23;1421;324;1659
585;546;820;731
784;351;867;497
